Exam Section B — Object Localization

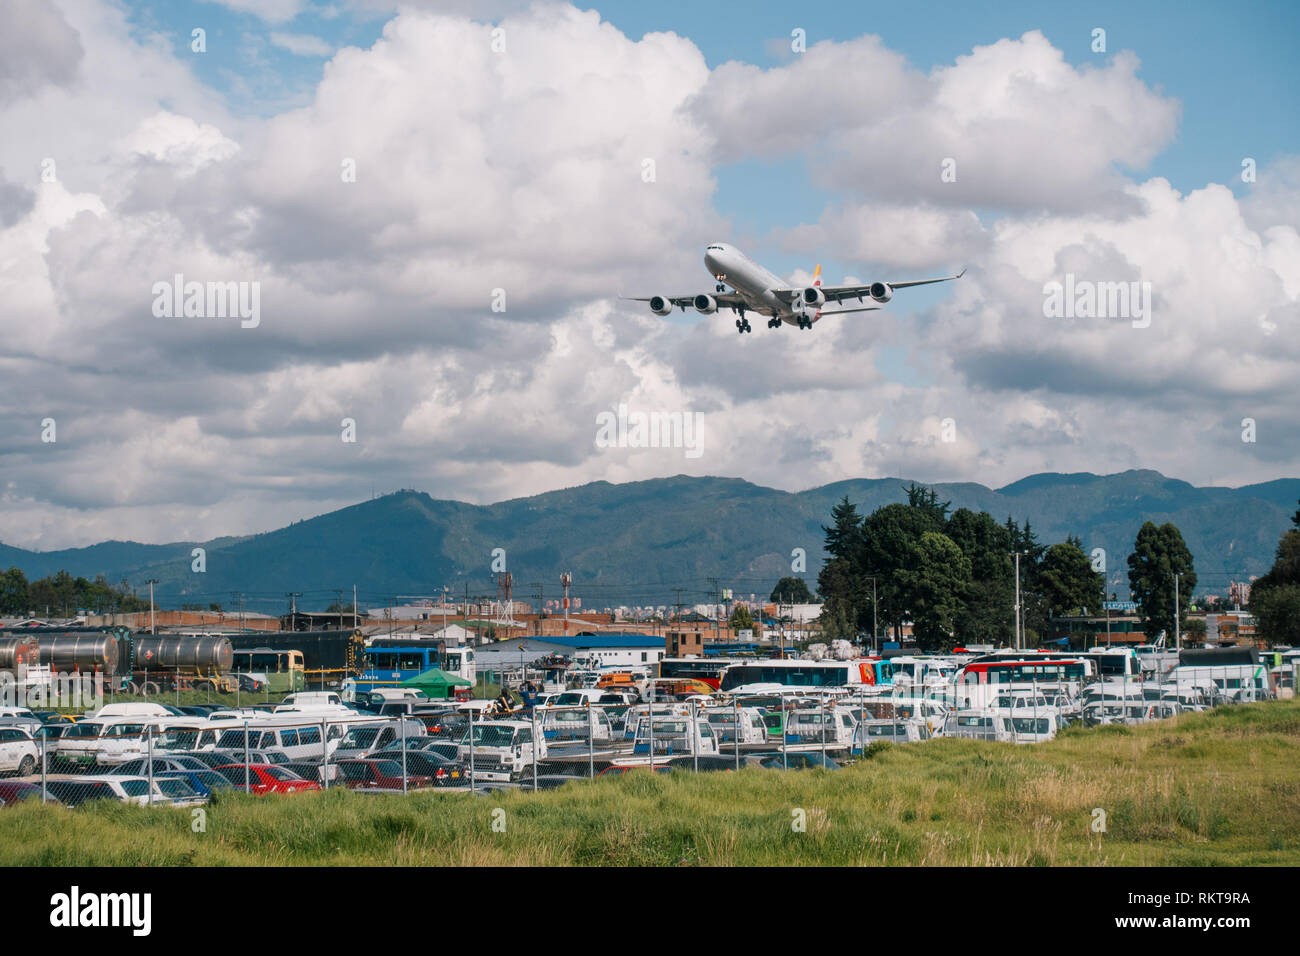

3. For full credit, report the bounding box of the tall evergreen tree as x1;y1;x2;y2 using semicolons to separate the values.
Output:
1127;521;1197;641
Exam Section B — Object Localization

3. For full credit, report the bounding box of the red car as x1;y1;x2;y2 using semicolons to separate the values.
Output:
0;781;48;807
336;759;432;791
213;764;320;795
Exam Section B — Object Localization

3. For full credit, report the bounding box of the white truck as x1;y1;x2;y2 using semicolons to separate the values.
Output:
458;719;547;783
630;714;719;758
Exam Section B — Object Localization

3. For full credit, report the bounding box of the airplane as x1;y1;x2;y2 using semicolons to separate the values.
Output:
623;242;965;333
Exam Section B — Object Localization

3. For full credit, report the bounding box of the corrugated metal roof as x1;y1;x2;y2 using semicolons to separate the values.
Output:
528;632;664;649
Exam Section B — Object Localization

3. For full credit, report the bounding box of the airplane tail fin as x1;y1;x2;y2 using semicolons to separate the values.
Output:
813;264;822;287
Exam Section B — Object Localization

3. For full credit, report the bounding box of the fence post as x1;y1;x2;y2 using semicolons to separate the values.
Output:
821;699;827;765
320;719;328;790
243;720;250;792
733;697;741;771
588;704;595;779
691;699;699;774
468;705;475;793
40;726;48;803
647;685;655;766
531;707;539;792
147;725;155;807
782;698;789;770
400;715;408;794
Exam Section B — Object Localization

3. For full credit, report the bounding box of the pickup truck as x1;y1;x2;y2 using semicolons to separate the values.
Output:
457;720;546;783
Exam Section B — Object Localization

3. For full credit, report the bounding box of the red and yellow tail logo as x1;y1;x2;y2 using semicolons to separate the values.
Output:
813;264;822;287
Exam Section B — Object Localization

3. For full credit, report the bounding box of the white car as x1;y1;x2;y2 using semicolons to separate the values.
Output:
0;726;39;776
54;774;204;807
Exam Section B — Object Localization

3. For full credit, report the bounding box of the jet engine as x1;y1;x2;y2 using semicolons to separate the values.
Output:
802;287;826;308
648;296;674;316
870;281;893;303
693;294;718;314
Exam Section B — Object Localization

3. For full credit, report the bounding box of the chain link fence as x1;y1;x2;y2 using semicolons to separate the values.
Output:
0;671;1274;807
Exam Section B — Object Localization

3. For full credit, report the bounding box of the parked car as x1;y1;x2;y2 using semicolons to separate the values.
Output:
748;752;840;770
0;780;47;806
281;761;339;787
112;755;212;777
211;764;320;795
50;775;204;807
235;673;267;693
156;769;236;797
178;706;221;717
0;726;39;777
335;758;432;791
373;739;460;761
374;751;466;786
414;713;469;740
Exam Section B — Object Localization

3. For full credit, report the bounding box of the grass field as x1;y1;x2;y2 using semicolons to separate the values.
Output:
2;699;1298;866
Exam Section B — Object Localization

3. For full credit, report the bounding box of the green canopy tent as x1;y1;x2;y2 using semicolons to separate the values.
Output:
401;667;472;700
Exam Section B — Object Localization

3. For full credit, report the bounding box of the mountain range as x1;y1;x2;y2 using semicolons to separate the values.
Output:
2;469;1296;615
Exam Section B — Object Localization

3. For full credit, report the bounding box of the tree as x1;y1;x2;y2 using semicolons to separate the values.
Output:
769;576;814;604
0;567;30;615
862;502;946;640
818;497;869;638
1252;585;1300;648
896;532;970;651
1127;521;1197;641
730;605;754;631
821;497;863;561
945;509;1014;646
1039;539;1105;617
1250;527;1300;647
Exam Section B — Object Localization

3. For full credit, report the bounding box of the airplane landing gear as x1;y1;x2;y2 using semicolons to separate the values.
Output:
735;317;752;334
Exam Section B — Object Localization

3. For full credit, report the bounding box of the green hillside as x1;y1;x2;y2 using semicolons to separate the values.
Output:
0;470;1295;614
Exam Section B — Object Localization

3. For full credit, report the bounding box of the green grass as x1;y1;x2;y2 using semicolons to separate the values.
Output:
4;700;1299;866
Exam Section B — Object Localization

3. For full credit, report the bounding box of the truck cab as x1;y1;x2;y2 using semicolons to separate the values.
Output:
457;720;546;783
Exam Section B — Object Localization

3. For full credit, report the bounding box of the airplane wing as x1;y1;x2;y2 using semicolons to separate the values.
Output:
817;269;966;305
619;292;755;312
816;305;881;316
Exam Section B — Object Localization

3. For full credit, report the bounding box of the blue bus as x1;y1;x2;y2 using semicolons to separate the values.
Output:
353;641;476;694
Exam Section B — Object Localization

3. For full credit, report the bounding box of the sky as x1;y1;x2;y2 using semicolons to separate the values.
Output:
1;0;1298;550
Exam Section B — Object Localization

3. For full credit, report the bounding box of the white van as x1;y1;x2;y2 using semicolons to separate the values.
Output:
332;719;426;760
90;703;174;720
54;717;191;768
211;719;345;762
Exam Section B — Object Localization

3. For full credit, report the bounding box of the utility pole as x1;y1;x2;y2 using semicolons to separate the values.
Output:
288;592;302;631
146;579;158;634
866;576;879;655
1009;552;1024;650
561;572;572;635
708;577;719;645
353;584;358;630
1173;572;1181;652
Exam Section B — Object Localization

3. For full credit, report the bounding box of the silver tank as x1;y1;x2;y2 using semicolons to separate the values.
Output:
0;636;39;674
33;632;119;677
133;635;233;676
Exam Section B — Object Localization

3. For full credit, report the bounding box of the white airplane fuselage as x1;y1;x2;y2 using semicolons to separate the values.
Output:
702;242;808;325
